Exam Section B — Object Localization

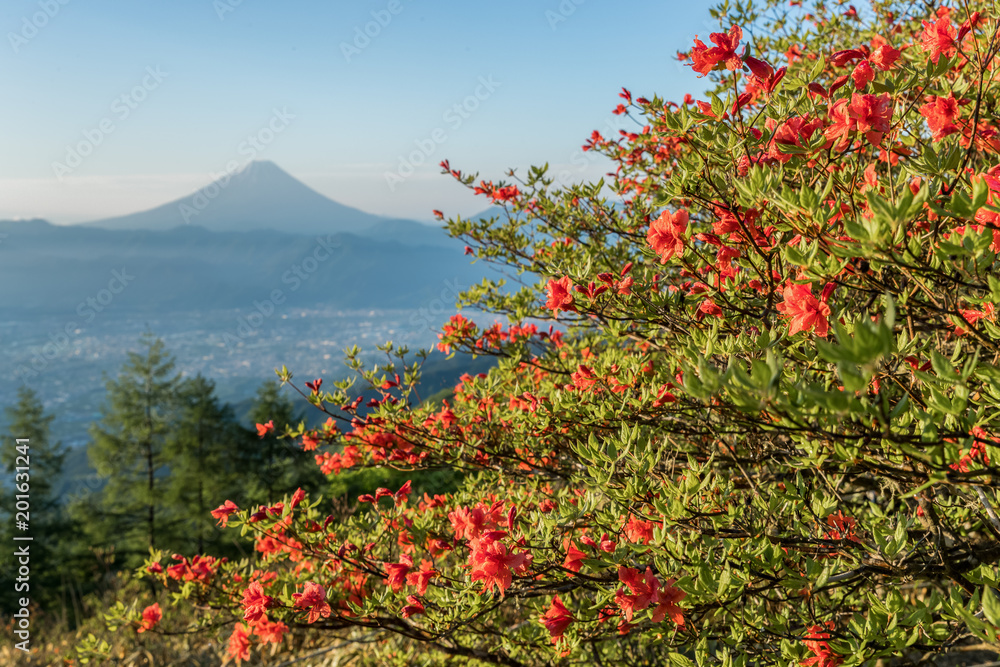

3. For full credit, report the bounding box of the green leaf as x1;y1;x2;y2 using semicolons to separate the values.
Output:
982;588;1000;627
669;653;696;667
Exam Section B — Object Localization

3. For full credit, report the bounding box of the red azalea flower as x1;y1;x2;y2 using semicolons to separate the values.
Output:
540;595;574;643
690;25;743;75
801;623;844;667
922;16;956;63
406;559;437;595
492;185;520;203
624;515;656;545
768;115;821;162
954;303;995;336
385;554;413;593
137;603;161;633
830;48;865;67
292;582;332;623
571;364;598;390
744;56;786;95
242;581;275;624
546;276;576;315
211;499;239;527
394;480;412;503
615;566;686;625
776;282;832;337
652;578;686;625
254;617;288;644
851;60;875;89
849;92;893;147
401;595;425;618
563;539;586;573
824;510;860;543
615;566;654;621
228;623;252;662
697;299;724;321
919;94;961;140
255;420;274;437
868;36;901;70
469;534;530;596
648;209;688;263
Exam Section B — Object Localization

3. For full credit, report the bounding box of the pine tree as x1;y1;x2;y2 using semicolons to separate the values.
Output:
86;333;180;567
2;385;66;506
0;386;69;614
241;380;323;506
163;374;248;555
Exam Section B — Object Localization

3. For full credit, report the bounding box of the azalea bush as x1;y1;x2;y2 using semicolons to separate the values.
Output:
92;0;1000;664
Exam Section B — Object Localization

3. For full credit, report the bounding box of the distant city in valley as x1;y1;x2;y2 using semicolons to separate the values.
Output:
1;306;444;448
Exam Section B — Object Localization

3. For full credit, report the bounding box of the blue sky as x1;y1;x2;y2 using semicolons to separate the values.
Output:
0;0;715;223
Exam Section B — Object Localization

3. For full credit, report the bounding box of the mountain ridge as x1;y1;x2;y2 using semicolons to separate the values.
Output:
0;217;490;315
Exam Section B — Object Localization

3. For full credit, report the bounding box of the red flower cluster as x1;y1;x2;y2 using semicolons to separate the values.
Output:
540;596;574;644
950;426;993;472
689;25;743;75
228;623;252;662
292;581;332;623
469;531;531;596
921;16;956;63
919;94;961;140
647;209;688;263
829;35;900;89
825;93;893;149
211;499;239;527
776;282;832;337
242;581;276;623
745;56;786;96
546;276;576;315
136;603;161;634
823;511;861;544
801;622;843;667
614;566;685;625
166;554;220;583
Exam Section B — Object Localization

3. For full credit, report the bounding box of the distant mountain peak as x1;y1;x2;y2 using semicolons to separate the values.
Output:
246;159;278;169
234;160;291;181
83;162;384;235
244;159;281;170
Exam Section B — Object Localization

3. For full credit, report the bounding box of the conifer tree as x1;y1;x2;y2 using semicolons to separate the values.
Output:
2;385;66;507
86;333;180;566
0;387;69;614
164;374;248;555
240;380;323;506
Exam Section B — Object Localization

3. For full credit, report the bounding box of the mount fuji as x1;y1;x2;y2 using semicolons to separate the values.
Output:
83;160;445;243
